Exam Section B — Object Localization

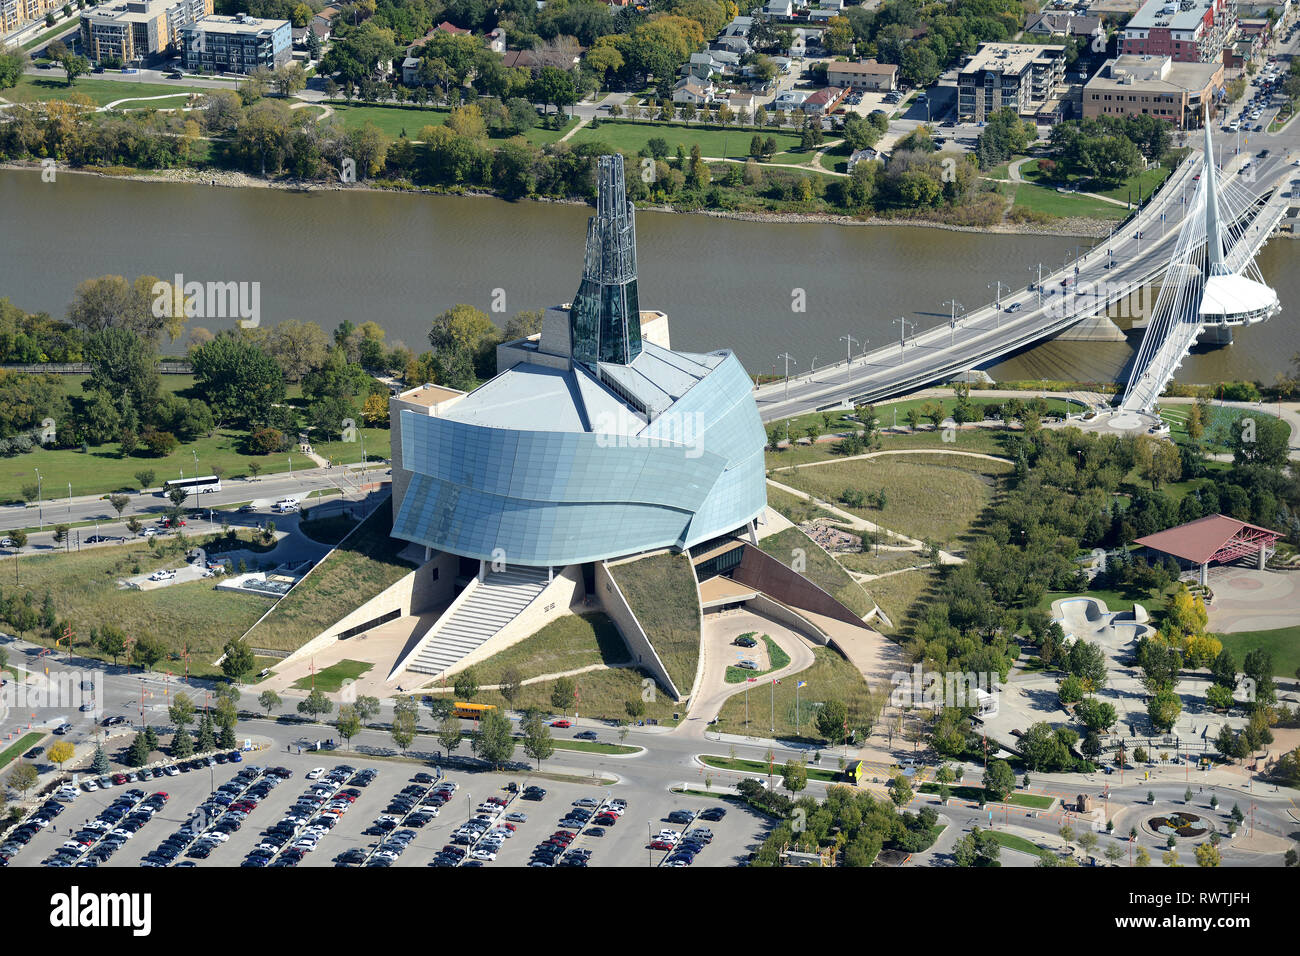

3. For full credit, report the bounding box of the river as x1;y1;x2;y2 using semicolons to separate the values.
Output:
1;167;1295;386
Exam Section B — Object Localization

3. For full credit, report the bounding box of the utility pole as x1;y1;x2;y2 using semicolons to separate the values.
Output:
988;280;1006;325
777;353;797;402
840;333;858;368
894;316;912;350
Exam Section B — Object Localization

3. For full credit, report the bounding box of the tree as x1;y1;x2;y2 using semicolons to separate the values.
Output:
438;712;463;758
169;691;196;737
297;687;333;720
1134;435;1181;490
816;698;848;745
498;666;523;708
131;632;165;671
472;706;516;769
983;759;1015;801
890;772;913;807
91;743;110;775
1148;690;1182;733
6;762;38;797
551;676;576;715
1194;841;1221;867
190;333;285;427
48;740;75;768
453;667;479;702
258;690;281;716
195;712;217;752
390;707;417;753
522;712;555;769
782;759;807;796
0;45;28;91
335;705;361;750
134;470;155;491
220;638;256;683
355;696;380;726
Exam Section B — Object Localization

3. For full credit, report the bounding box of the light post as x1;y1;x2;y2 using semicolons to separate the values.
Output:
943;299;964;347
894;316;912;351
67;481;71;515
34;468;42;530
192;449;199;474
777;353;797;402
840;333;858;368
288;455;293;479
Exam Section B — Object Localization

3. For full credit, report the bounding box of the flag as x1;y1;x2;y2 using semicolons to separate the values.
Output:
797;681;807;688
772;678;781;685
747;677;757;683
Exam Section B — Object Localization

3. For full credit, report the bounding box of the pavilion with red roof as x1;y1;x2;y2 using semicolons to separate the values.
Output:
1134;514;1281;584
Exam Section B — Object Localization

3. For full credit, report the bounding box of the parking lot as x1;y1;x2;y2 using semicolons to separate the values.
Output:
2;748;770;868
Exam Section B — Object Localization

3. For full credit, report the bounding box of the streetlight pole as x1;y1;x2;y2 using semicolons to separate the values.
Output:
894;316;911;350
34;468;42;530
777;353;797;402
840;333;858;369
988;281;1006;328
943;299;964;347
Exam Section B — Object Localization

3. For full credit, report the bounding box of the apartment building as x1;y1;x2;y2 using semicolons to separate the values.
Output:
957;43;1067;122
1;0;61;36
1120;0;1237;63
80;0;211;65
180;12;290;73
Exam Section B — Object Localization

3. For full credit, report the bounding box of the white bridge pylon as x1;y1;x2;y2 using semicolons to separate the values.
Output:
1119;116;1282;415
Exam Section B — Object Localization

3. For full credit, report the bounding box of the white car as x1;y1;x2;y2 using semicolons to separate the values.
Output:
470;848;497;861
306;768;326;780
164;765;180;776
148;569;176;582
82;779;99;792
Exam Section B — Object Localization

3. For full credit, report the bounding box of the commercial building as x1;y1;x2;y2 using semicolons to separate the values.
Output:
80;0;211;65
957;42;1067;122
1082;54;1223;126
180;12;290;73
1120;0;1236;63
826;59;899;92
389;154;767;571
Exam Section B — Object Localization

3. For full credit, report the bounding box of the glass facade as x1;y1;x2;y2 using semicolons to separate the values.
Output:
393;351;767;567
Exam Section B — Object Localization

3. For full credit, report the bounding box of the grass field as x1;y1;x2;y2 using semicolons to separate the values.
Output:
1213;625;1300;679
1035;585;1177;617
606;552;700;695
19;17;80;52
988;830;1049;856
836;551;934;577
567;119;804;161
0;424;391;504
867;567;941;633
774;454;1012;548
11;536;275;677
5;75;217;107
464;612;629;687
700;753;843;783
919;782;1055;809
766;426;1011;469
764;482;842;524
1159;403;1278;452
1005;180;1129;220
467;664;682;726
0;732;45;771
241;502;415;652
1019;156;1172;206
549;738;640;755
326;103;449;139
757;526;875;619
713;646;879;743
290;658;372;692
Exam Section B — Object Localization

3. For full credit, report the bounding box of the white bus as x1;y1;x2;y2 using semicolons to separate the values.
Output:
161;475;222;496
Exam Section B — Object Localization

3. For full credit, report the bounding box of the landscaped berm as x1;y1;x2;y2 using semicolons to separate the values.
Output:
241;502;417;652
758;526;875;620
606;551;702;695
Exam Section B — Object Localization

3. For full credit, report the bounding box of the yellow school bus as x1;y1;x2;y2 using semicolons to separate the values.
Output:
453;701;497;720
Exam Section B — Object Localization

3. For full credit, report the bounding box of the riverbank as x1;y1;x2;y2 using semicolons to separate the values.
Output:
0;159;1120;238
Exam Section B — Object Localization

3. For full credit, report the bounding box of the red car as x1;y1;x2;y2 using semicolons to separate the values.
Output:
649;839;674;851
551;719;571;728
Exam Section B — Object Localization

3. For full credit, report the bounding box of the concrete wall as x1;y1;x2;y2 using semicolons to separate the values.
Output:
595;560;682;701
732;542;869;630
745;593;831;646
439;564;587;679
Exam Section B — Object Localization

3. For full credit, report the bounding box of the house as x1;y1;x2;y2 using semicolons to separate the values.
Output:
714;34;752;55
821;0;846;9
402;55;421;86
672;77;715;105
764;0;794;17
308;4;338;40
826;59;899;91
686;50;738;80
728;92;757;113
800;85;847;114
436;20;469;35
1024;11;1103;37
846;147;880;172
771;88;809;110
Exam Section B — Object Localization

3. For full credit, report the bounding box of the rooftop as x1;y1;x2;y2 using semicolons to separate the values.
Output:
188;13;288;34
1088;54;1221;91
828;59;898;75
397;383;465;407
1127;0;1219;32
1134;514;1281;564
960;43;1065;74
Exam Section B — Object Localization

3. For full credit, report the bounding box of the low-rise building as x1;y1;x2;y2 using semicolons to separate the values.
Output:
81;0;212;66
826;58;899;91
180;12;290;73
1024;10;1103;36
801;85;847;114
308;5;338;40
957;42;1067;122
1;0;61;35
672;77;715;105
1082;53;1223;127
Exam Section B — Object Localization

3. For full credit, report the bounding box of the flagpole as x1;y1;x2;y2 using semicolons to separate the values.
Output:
770;679;775;735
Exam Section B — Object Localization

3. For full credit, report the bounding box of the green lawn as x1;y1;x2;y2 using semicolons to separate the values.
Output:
5;75;217;107
919;782;1055;809
766;426;1010;469
0;732;45;771
548;738;640;755
290;658;372;692
1036;585;1177;617
1159;404;1277;452
1019;156;1172;206
1213;625;1300;679
326;102;450;139
700;753;843;782
606;552;700;695
567;119;804;161
757;526;875;619
0;425;391;504
988;830;1049;856
464;612;628;687
241;502;416;652
9;535;275;677
774;454;1012;549
19;16;80;52
1007;180;1128;220
713;646;879;743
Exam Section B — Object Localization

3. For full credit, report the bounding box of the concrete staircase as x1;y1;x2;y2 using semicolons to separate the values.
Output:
405;566;551;677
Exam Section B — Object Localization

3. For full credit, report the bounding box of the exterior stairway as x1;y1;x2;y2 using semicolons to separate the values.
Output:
405;566;551;677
